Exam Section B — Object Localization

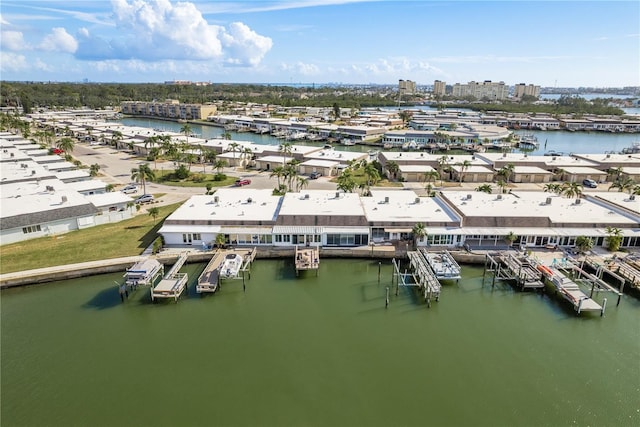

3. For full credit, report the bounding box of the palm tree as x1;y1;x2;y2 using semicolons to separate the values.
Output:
363;162;381;194
457;160;471;183
222;132;232;140
148;147;161;169
279;141;293;165
553;168;566;182
336;169;357;193
496;179;508;194
575;236;593;254
270;165;286;189
632;185;640;196
227;142;241;167
561;181;582;201
475;184;492;194
105;184;115;192
437;155;449;186
384;160;399;180
295;175;309;192
111;130;123;148
609;177;636;193
543;182;562;194
148;207;160;224
422;170;440;188
180;124;192;146
213;159;228;175
607;166;623;183
605;226;623;252
411;222;427;250
505;231;517;247
215;233;227;249
131;163;155;195
498;163;515;183
56;137;74;155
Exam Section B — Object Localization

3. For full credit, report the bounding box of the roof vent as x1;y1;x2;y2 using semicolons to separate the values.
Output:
214;195;219;203
606;154;611;158
415;197;420;204
304;193;310;199
335;192;340;199
466;194;472;200
61;195;68;203
545;197;552;205
497;194;502;200
247;197;252;203
503;152;507;157
575;199;581;205
384;196;389;203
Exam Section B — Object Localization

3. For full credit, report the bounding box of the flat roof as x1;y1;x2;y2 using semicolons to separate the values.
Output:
512;166;553;174
362;190;458;224
588;192;640;215
442;191;638;225
301;148;367;163
165;190;281;223
299;159;340;167
575;153;640;166
279;191;364;217
560;166;606;174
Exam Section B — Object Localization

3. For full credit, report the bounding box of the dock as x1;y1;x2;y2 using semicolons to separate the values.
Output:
483;251;544;290
420;249;461;281
391;252;442;307
151;252;189;302
124;258;164;288
196;247;257;294
603;255;640;290
295;245;320;276
541;266;605;315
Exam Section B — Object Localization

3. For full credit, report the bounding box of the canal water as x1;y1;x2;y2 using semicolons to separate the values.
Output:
2;259;639;427
121;117;640;157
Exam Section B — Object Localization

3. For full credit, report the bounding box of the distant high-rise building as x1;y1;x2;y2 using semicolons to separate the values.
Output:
398;79;416;96
514;83;541;99
433;80;446;96
452;80;509;101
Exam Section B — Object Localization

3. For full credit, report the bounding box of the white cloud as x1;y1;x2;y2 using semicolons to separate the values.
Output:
74;0;271;66
39;27;78;53
1;30;30;51
280;61;320;75
220;22;273;66
0;52;28;72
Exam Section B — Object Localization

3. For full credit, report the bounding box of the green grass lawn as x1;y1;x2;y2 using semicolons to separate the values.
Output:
154;169;236;188
0;203;181;275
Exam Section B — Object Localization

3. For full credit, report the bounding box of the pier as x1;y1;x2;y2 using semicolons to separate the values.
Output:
483;251;544;290
541;266;605;315
603;255;640;290
196;248;257;295
391;252;442;307
295;245;320;276
420;249;461;281
124;258;164;288
151;252;189;302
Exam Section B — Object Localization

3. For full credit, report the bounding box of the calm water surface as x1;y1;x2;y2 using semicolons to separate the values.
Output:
121;117;640;156
2;259;639;427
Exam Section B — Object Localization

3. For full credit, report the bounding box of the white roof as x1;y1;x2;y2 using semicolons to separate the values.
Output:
442;191;638;226
279;191;364;217
560;166;607;175
362;190;458;224
299;159;340;168
512;166;553;174
165;190;281;223
303;149;366;163
83;192;132;207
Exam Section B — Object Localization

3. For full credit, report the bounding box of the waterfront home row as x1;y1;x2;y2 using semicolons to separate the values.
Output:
0;132;134;245
158;188;640;251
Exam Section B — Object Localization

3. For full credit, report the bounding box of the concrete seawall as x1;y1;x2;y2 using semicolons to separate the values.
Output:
0;247;486;289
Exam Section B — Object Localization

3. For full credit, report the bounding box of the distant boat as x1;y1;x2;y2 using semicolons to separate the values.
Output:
621;141;640;154
341;138;356;146
517;133;539;149
544;150;565;156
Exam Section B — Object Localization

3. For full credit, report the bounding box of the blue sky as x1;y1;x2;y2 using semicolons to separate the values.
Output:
1;0;638;87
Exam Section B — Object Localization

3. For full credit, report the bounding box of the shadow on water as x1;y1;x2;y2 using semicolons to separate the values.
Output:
83;284;125;310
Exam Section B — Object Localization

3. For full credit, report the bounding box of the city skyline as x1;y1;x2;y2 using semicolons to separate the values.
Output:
1;0;638;87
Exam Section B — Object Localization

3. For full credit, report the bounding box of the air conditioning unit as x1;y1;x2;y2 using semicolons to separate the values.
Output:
497;194;502;200
214;195;219;203
304;193;310;199
466;194;472;200
575;199;581;204
415;197;420;204
545;197;552;205
384;196;389;203
335;192;340;199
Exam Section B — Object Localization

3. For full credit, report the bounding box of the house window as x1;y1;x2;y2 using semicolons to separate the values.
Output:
22;225;42;234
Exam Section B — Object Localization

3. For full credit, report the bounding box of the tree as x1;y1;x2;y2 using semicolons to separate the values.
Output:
561;181;582;201
437;156;449;186
362;162;381;194
222;132;232;140
496;179;508;194
131;163;155;195
411;222;427;250
475;184;493;194
609;177;636;193
543;182;562;194
227;142;241;168
215;233;227;249
422;170;440;188
270;165;286;189
605;226;623;252
213;159;228;175
89;163;100;177
384;160;399;180
457;160;471;183
336;169;357;193
575;236;593;254
278;141;292;165
56;137;74;154
110;130;123;148
505;231;517;247
498;163;515;183
105;184;115;192
607;166;623;182
148;207;160;224
332;103;340;121
180;124;192;146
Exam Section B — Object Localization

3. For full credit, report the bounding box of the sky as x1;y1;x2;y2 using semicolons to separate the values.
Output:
1;0;638;87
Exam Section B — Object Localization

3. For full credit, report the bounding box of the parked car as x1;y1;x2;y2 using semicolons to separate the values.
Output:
582;179;598;188
51;148;63;155
134;194;154;204
121;184;138;194
309;172;322;179
234;178;251;186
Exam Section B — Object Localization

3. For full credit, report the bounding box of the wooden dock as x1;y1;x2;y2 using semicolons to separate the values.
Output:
543;267;605;315
151;252;189;302
295;245;320;276
391;252;442;307
483;251;544;290
196;247;257;294
604;255;640;290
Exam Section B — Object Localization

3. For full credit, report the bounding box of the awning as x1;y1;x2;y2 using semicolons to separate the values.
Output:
384;228;413;233
272;226;323;234
158;224;221;233
322;227;370;234
219;227;272;235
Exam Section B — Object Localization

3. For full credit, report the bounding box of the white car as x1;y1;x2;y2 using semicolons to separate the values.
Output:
121;184;138;194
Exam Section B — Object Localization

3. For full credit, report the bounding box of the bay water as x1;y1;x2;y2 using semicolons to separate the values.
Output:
2;259;639;426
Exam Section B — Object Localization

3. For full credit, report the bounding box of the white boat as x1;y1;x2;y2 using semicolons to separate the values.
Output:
517;133;539;149
341;138;356;146
621;141;640;154
219;253;243;278
286;131;307;140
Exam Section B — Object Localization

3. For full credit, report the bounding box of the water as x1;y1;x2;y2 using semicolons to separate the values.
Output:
2;259;639;427
121;117;639;156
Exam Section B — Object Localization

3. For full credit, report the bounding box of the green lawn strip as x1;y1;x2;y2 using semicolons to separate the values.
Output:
0;203;181;274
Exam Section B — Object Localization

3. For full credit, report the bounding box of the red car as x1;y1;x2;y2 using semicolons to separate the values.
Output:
234;178;251;186
52;148;63;155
